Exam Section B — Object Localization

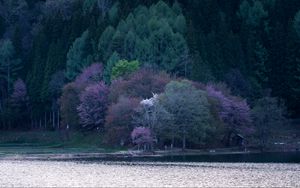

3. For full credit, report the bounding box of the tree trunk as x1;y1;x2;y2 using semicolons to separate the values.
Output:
30;117;33;129
57;110;60;129
7;61;10;94
182;134;186;151
49;111;51;126
53;111;55;128
44;112;47;129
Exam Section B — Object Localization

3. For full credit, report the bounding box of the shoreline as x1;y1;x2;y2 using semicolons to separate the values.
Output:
1;149;296;161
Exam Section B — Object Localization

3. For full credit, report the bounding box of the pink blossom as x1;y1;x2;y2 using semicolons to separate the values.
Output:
131;127;153;145
74;63;103;88
206;84;253;135
77;82;109;129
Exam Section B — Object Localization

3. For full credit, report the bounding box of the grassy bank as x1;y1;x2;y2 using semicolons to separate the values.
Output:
0;131;125;155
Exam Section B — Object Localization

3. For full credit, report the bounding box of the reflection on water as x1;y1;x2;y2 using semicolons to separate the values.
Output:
0;160;299;187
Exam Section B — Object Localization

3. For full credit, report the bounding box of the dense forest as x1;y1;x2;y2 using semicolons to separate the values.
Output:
0;0;299;149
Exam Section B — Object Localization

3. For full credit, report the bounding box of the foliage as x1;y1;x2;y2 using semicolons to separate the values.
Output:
252;96;288;150
160;80;213;149
104;96;140;145
0;0;299;151
66;30;93;81
109;68;171;103
111;60;140;80
224;69;251;98
74;63;103;88
9;78;29;129
294;10;300;38
10;78;28;106
60;83;81;129
133;94;172;141
48;71;65;98
77;82;109;130
0;39;22;93
237;0;268;28
206;84;252;137
104;52;120;83
131;127;153;149
97;0;190;75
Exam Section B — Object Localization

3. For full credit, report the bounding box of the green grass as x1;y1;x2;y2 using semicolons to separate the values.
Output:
0;131;126;155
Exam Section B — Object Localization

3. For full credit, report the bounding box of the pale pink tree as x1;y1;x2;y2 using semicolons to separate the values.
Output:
77;82;109;130
131;127;153;150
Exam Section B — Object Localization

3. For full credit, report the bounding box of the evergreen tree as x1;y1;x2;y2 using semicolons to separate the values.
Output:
66;30;92;81
104;52;120;83
0;39;22;95
41;41;66;101
98;26;115;62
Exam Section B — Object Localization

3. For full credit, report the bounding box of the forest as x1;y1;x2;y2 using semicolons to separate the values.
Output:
0;0;299;150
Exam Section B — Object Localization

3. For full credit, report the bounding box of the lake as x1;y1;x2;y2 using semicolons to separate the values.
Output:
0;152;300;187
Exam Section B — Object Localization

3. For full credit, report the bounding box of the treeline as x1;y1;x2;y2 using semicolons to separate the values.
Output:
0;0;298;147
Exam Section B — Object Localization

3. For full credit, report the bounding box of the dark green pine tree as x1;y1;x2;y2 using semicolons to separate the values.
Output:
40;41;66;102
66;30;93;81
12;26;22;58
0;39;22;95
26;31;49;115
98;26;115;62
284;12;300;115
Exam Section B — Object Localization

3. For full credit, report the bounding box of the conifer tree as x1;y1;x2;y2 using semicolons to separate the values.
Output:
66;30;92;81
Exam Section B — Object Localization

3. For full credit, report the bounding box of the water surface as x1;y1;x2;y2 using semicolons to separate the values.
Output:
0;159;299;187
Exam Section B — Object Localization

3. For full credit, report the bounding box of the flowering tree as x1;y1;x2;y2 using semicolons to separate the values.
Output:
74;63;103;88
109;68;171;103
104;96;140;145
77;82;109;130
131;127;153;150
206;84;252;145
60;64;103;130
133;94;173;141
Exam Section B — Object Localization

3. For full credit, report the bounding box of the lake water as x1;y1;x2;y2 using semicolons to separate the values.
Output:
1;153;300;187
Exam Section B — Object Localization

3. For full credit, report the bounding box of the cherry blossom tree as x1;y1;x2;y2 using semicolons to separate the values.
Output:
104;96;140;145
109;68;171;103
77;82;109;130
133;94;173;142
131;126;153;150
74;63;103;88
206;84;253;145
60;63;103;130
